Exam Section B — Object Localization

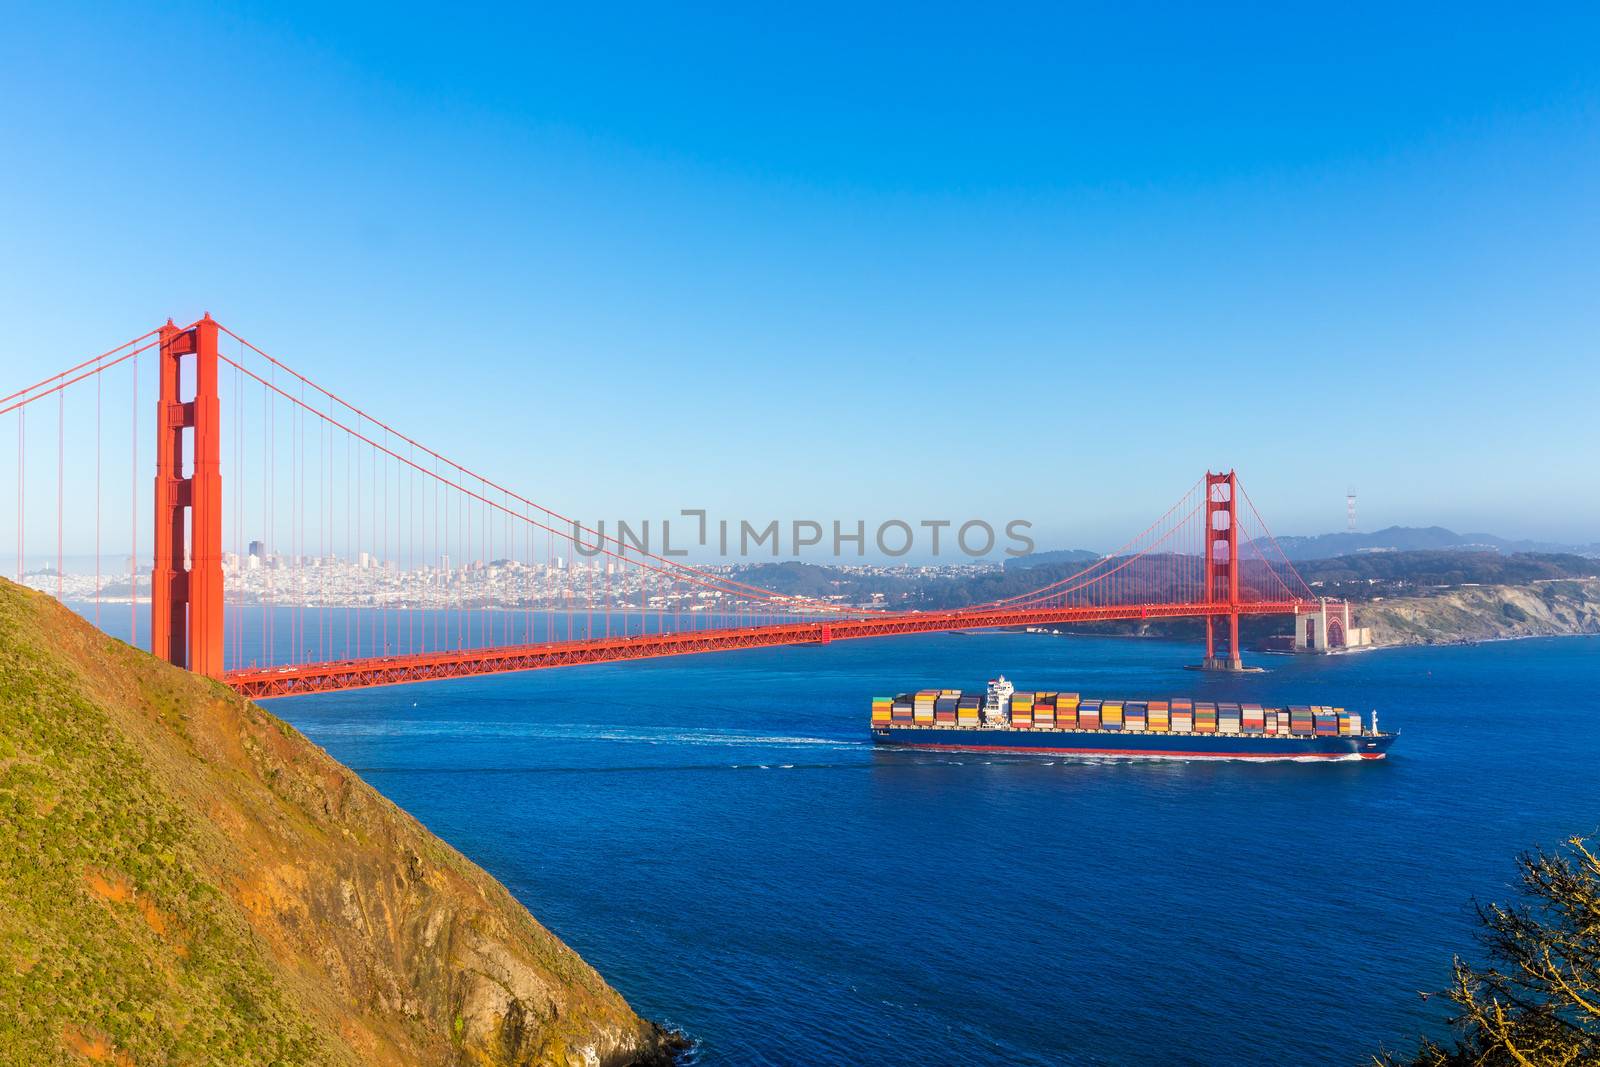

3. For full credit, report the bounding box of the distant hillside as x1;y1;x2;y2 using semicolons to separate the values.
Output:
1298;551;1598;599
1271;526;1599;560
1002;548;1100;571
727;561;923;601
0;579;679;1066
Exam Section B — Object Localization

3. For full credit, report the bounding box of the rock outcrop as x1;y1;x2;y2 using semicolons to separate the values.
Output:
1354;578;1600;647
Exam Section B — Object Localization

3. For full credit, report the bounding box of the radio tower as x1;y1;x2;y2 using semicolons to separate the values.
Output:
1346;487;1357;532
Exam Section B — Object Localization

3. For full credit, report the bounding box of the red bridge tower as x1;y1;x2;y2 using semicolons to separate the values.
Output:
1202;469;1243;671
151;315;225;677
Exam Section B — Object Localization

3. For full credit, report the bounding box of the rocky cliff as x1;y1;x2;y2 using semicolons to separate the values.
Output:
1353;578;1600;647
0;578;681;1066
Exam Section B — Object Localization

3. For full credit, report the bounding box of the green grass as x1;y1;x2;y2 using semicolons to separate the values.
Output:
0;579;671;1067
0;585;334;1065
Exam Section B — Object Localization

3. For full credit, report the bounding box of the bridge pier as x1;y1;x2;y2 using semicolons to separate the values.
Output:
1197;612;1245;671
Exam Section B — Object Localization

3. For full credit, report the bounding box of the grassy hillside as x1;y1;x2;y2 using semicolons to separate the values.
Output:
0;578;679;1066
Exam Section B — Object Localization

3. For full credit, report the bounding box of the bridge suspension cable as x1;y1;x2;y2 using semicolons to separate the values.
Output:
1;316;1331;694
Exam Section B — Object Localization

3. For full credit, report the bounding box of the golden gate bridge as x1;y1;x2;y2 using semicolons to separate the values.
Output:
2;316;1328;698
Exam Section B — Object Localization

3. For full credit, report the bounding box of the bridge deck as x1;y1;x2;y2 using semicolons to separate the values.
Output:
223;600;1310;697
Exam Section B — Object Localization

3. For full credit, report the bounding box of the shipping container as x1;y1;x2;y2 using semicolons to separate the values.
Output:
1125;701;1147;732
1101;701;1124;731
1079;700;1102;730
1241;703;1265;733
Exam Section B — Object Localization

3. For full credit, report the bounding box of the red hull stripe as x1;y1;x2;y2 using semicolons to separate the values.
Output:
880;742;1384;760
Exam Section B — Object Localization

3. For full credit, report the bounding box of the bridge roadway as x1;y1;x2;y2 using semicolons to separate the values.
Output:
223;599;1312;697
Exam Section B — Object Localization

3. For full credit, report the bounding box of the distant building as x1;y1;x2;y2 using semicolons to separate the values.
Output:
1293;598;1373;652
248;540;265;560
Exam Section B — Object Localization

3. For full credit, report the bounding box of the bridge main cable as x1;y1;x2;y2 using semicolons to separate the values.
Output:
213;322;873;614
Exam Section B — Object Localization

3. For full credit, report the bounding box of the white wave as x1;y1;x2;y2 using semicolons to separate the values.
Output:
299;718;861;750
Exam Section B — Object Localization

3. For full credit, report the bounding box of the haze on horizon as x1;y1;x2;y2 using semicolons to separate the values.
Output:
2;4;1597;554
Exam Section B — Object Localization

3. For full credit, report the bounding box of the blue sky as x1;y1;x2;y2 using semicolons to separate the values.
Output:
2;3;1598;554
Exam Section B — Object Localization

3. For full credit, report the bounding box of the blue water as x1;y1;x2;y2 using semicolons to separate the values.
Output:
71;605;1600;1063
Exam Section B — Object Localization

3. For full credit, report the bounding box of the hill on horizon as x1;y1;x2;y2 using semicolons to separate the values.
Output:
1014;526;1599;565
1268;525;1599;560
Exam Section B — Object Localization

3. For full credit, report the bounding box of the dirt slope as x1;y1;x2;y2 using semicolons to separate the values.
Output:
0;578;680;1066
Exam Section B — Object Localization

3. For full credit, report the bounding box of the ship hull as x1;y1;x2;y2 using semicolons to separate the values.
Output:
871;725;1395;759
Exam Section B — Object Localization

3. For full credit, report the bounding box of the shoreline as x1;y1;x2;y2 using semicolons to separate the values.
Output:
1355;629;1600;653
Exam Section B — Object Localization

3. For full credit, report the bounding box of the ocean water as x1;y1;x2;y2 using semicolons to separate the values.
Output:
72;605;1600;1064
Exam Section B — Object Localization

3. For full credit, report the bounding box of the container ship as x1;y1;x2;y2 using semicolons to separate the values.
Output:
870;677;1397;759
